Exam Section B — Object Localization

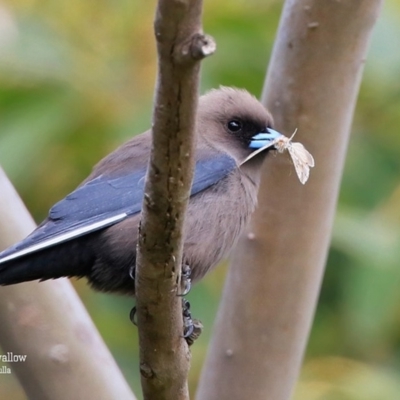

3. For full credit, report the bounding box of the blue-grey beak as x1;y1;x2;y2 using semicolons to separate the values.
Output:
249;128;283;149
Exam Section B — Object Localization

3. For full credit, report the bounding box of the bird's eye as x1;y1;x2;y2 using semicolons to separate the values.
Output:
227;120;242;132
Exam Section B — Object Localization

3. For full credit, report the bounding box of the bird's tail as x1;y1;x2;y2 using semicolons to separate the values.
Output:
0;238;93;286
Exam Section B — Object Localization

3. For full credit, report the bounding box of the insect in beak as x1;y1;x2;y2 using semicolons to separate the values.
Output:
272;129;315;184
242;128;315;184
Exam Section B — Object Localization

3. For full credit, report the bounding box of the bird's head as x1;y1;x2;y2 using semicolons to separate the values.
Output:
198;87;283;163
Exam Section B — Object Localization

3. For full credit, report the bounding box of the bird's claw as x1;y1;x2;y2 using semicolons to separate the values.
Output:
129;306;137;325
182;298;203;346
177;264;192;297
129;265;135;280
129;300;202;345
185;319;203;346
182;299;193;336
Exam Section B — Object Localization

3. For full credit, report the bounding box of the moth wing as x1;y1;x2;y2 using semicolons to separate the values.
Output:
287;143;312;184
290;142;315;167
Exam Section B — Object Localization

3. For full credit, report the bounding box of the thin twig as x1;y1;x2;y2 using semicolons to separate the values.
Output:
135;1;215;399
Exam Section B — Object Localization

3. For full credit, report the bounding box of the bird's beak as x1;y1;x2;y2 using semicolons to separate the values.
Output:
241;128;284;165
249;128;283;149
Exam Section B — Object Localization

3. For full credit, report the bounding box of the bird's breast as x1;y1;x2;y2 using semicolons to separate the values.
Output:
183;168;259;282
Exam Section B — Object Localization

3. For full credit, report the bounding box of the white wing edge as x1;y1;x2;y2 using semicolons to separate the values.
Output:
0;213;128;264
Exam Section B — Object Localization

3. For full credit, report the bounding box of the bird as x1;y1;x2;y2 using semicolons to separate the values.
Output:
0;87;283;295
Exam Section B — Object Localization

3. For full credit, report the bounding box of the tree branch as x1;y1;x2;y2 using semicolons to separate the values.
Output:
135;1;215;399
196;1;383;399
0;168;136;400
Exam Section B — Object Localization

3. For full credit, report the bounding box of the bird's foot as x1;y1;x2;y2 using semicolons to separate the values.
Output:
129;300;203;345
182;298;203;346
177;264;192;297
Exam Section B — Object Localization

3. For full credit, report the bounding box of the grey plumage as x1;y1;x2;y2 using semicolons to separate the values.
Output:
0;87;281;294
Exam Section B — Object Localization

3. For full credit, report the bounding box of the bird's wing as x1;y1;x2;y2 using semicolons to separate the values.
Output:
0;154;237;263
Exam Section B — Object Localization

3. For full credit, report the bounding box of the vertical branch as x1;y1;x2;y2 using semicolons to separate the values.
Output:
0;168;136;400
197;1;382;400
135;1;215;399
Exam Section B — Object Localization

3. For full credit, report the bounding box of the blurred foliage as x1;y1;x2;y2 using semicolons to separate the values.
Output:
0;0;399;399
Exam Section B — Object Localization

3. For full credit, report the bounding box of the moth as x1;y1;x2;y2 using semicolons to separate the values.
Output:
273;129;315;184
242;128;315;184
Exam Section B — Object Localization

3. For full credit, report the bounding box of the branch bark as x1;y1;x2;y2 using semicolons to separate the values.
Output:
135;1;214;399
196;1;382;400
0;168;136;400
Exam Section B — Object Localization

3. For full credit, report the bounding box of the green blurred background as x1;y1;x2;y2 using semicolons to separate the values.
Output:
0;0;399;399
